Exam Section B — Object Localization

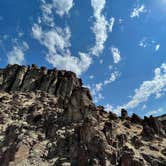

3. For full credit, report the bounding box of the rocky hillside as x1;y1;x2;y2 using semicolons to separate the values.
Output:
0;64;166;166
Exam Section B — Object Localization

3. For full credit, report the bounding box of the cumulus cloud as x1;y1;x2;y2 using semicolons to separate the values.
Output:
32;24;92;76
39;0;74;26
111;47;121;64
41;0;74;20
53;0;74;17
130;5;146;18
32;0;94;76
7;42;29;65
90;0;115;56
32;24;71;53
47;52;92;76
120;64;166;110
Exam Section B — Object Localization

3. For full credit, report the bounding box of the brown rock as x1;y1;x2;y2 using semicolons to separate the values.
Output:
131;136;143;149
131;113;142;124
0;64;165;166
121;109;128;120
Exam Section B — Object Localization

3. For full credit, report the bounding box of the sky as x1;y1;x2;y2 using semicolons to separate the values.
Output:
0;0;166;117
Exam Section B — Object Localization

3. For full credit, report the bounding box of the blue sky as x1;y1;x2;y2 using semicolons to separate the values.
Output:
0;0;166;117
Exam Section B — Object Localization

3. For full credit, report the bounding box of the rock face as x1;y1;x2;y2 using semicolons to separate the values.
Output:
0;64;81;101
0;64;166;166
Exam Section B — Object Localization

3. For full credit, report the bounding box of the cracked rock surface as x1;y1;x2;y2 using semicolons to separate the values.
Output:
0;64;166;166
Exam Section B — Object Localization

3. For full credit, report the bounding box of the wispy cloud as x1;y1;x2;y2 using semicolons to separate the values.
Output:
139;38;160;52
47;52;92;76
139;38;147;48
146;108;164;116
32;24;71;54
104;71;120;85
32;24;92;76
111;47;121;64
108;17;115;32
130;5;146;18
90;71;120;103
53;0;74;17
155;44;160;51
40;0;54;26
90;0;115;56
120;64;166;110
40;0;74;22
7;41;29;65
32;1;92;76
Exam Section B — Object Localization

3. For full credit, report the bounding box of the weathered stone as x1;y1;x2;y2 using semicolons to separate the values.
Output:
0;65;165;166
131;136;143;149
131;113;142;124
141;124;156;139
109;111;118;120
121;109;128;120
142;116;166;138
119;146;139;166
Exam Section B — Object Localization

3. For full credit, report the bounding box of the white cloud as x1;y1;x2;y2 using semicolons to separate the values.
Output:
105;104;113;112
155;44;160;51
89;82;104;103
32;1;93;76
39;0;74;26
108;17;115;32
7;42;29;65
90;71;120;103
32;24;71;53
47;52;92;76
95;83;103;92
139;38;160;52
120;64;166;110
32;23;92;76
40;0;54;26
53;0;74;17
146;108;164;116
111;47;121;64
104;71;120;85
130;5;146;18
90;0;115;56
139;38;147;48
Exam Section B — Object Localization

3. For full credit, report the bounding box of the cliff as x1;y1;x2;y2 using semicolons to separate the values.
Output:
0;64;166;166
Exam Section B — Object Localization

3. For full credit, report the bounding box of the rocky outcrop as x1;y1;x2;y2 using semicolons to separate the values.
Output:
0;64;81;102
121;109;128;120
142;116;166;139
0;64;166;166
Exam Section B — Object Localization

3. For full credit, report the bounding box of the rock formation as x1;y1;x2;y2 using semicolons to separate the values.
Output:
0;64;166;166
